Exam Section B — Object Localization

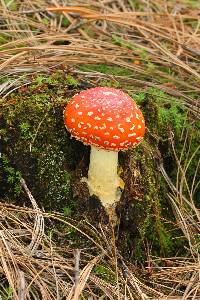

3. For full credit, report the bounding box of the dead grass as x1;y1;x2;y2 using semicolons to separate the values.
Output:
0;0;200;299
0;179;165;299
1;0;200;114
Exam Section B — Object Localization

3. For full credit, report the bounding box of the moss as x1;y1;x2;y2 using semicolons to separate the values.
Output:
182;0;200;8
117;144;174;261
0;284;13;300
79;64;133;77
93;265;116;284
41;18;50;25
135;159;173;258
4;0;17;11
0;71;82;210
117;87;199;261
65;75;79;87
100;79;121;88
0;35;9;46
139;88;200;201
1;154;22;198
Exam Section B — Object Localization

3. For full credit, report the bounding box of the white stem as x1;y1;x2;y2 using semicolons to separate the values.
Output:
86;146;121;207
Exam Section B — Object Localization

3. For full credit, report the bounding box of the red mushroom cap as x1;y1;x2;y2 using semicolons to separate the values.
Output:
64;87;145;151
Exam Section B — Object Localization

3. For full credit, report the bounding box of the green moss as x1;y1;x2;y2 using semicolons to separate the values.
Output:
127;0;146;10
0;284;13;300
0;35;9;46
33;72;80;89
131;88;199;259
0;71;79;210
41;18;49;25
61;18;70;27
182;0;200;8
37;146;71;208
4;0;17;11
1;154;22;197
93;265;116;284
131;87;187;138
79;64;133;77
65;75;79;87
118;86;199;261
100;79;121;88
128;147;173;260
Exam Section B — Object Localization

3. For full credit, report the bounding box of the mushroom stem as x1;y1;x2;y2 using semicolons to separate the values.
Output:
86;146;121;207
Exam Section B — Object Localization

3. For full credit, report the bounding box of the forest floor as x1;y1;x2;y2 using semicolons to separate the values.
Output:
0;0;200;299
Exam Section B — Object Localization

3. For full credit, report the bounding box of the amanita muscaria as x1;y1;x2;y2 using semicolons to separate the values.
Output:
64;87;145;209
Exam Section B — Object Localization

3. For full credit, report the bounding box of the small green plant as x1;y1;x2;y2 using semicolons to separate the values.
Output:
94;265;116;283
4;0;17;10
65;75;79;87
62;206;72;216
183;0;200;8
61;18;70;27
0;35;8;46
1;155;22;196
35;75;47;85
19;122;32;140
0;285;13;300
79;64;133;77
41;18;49;25
100;79;120;88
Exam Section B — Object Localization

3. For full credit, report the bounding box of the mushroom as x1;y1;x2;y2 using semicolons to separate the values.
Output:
64;87;145;210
